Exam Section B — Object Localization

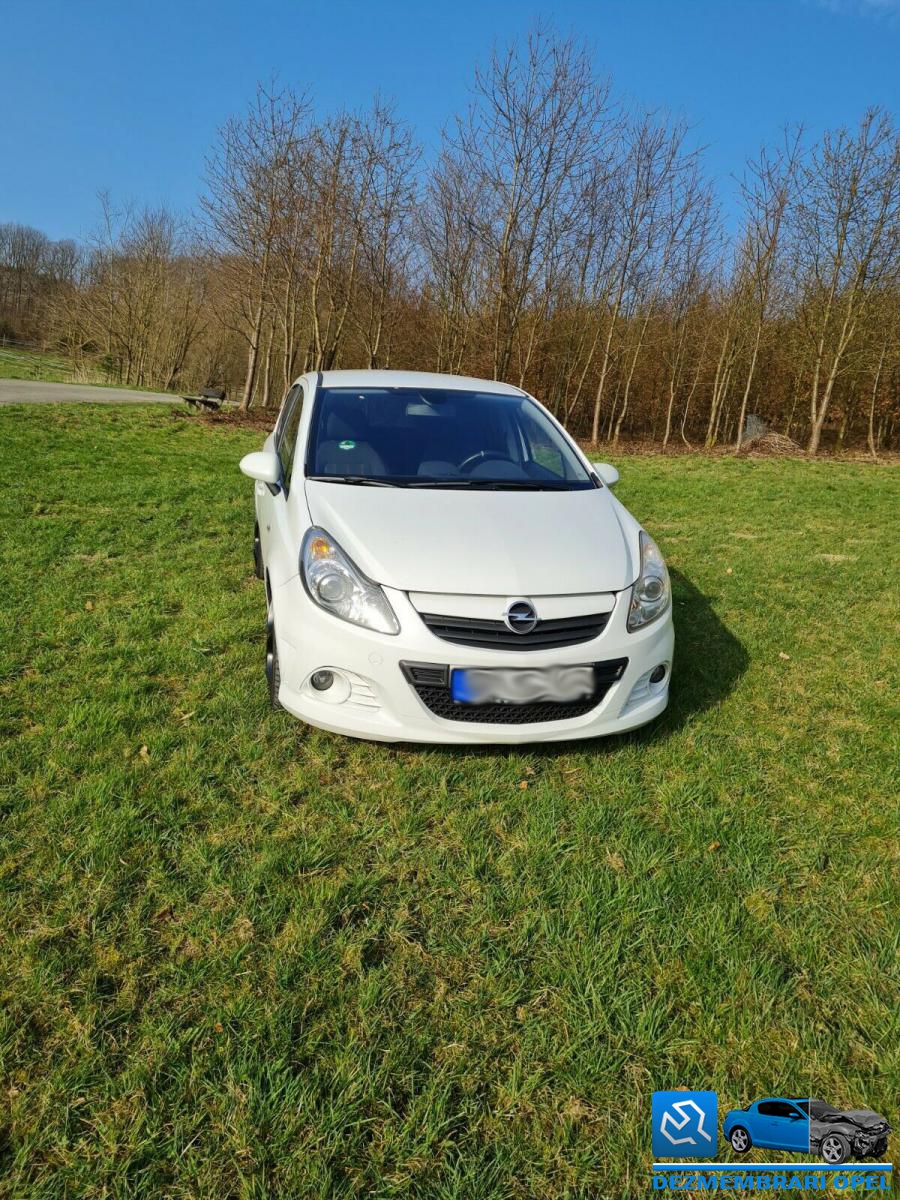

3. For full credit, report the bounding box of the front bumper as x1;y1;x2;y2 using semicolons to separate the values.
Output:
271;577;674;744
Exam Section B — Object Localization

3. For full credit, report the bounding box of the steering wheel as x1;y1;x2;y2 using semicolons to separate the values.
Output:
458;450;516;474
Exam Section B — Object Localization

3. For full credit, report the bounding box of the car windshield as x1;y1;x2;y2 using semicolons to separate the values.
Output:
305;387;594;489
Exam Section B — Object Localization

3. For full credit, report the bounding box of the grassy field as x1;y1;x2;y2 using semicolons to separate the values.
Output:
0;405;897;1198
0;346;118;388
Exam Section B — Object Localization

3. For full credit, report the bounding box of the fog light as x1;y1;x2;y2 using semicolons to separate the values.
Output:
649;664;667;684
310;669;334;691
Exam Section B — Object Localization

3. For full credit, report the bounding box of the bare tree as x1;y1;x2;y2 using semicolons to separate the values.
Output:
0;222;78;340
352;100;419;367
446;28;611;383
303;112;369;370
202;85;310;409
608;132;709;444
733;130;802;448
660;205;717;446
790;108;900;453
588;114;697;444
419;148;488;373
47;197;206;391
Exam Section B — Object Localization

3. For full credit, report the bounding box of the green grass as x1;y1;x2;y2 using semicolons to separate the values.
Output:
0;346;170;392
0;405;897;1198
0;346;111;386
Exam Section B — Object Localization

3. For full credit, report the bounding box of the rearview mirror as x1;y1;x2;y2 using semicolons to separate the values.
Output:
592;461;619;487
239;450;281;486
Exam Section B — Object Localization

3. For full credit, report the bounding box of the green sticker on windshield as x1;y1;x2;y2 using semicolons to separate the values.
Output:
338;440;356;450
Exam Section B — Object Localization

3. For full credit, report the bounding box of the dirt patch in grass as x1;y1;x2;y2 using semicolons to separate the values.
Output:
171;407;277;433
735;431;805;458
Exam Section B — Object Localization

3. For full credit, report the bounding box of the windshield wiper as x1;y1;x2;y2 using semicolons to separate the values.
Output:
480;480;572;490
406;478;483;488
408;478;573;490
306;474;398;487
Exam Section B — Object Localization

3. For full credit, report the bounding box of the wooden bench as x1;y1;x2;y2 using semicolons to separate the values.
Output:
184;387;226;412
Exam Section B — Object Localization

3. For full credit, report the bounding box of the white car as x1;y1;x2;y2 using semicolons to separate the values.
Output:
239;370;674;744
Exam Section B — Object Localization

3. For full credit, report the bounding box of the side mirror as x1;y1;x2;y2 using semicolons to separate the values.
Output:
239;450;281;486
593;461;619;487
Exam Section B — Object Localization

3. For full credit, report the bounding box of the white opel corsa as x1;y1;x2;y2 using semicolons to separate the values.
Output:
239;370;674;744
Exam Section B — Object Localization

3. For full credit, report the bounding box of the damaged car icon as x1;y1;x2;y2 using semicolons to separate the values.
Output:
808;1100;892;1165
723;1097;891;1165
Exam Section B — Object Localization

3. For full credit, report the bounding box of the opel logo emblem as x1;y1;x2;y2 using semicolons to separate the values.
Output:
504;599;538;635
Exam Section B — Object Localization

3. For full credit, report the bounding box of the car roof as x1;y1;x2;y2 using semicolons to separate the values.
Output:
307;369;526;396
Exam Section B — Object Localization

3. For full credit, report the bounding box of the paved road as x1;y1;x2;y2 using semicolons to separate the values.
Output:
0;379;180;406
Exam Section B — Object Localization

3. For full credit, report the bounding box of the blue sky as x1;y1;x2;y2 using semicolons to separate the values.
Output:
2;0;898;242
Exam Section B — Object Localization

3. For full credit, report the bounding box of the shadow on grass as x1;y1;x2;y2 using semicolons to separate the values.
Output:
408;568;749;760
632;566;749;743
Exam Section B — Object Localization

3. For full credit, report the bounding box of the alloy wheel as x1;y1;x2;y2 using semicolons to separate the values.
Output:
822;1136;844;1164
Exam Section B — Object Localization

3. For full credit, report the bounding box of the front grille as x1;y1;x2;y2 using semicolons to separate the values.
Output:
418;609;611;651
401;659;627;725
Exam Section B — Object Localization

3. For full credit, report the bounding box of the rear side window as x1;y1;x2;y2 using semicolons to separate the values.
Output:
277;386;304;493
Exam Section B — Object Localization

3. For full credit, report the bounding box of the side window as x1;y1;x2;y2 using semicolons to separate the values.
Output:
518;405;567;478
277;386;304;493
759;1102;801;1118
275;384;300;445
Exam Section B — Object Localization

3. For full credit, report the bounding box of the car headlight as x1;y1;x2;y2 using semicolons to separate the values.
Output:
626;531;671;632
300;527;400;635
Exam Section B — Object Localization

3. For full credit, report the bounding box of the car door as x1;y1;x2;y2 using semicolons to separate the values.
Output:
779;1103;810;1152
267;381;308;588
758;1101;809;1151
257;383;302;571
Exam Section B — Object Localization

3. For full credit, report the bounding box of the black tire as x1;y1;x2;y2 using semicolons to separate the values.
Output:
253;523;264;580
266;604;282;710
729;1126;752;1155
872;1138;888;1159
820;1132;850;1166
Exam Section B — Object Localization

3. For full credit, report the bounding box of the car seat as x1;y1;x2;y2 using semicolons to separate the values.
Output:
315;400;388;476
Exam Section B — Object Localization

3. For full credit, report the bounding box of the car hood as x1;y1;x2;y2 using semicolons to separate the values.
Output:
304;482;637;594
838;1111;888;1129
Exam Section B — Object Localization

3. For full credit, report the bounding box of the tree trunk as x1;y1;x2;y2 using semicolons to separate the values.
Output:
734;323;762;449
867;344;886;460
241;331;261;412
590;292;624;445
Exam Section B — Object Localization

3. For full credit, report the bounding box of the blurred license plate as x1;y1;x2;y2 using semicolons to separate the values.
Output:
450;664;596;705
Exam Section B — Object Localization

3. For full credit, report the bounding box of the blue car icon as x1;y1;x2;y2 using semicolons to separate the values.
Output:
723;1098;891;1165
723;1098;810;1156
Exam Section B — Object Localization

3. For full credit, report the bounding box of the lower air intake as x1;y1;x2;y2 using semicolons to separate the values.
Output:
401;659;627;725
